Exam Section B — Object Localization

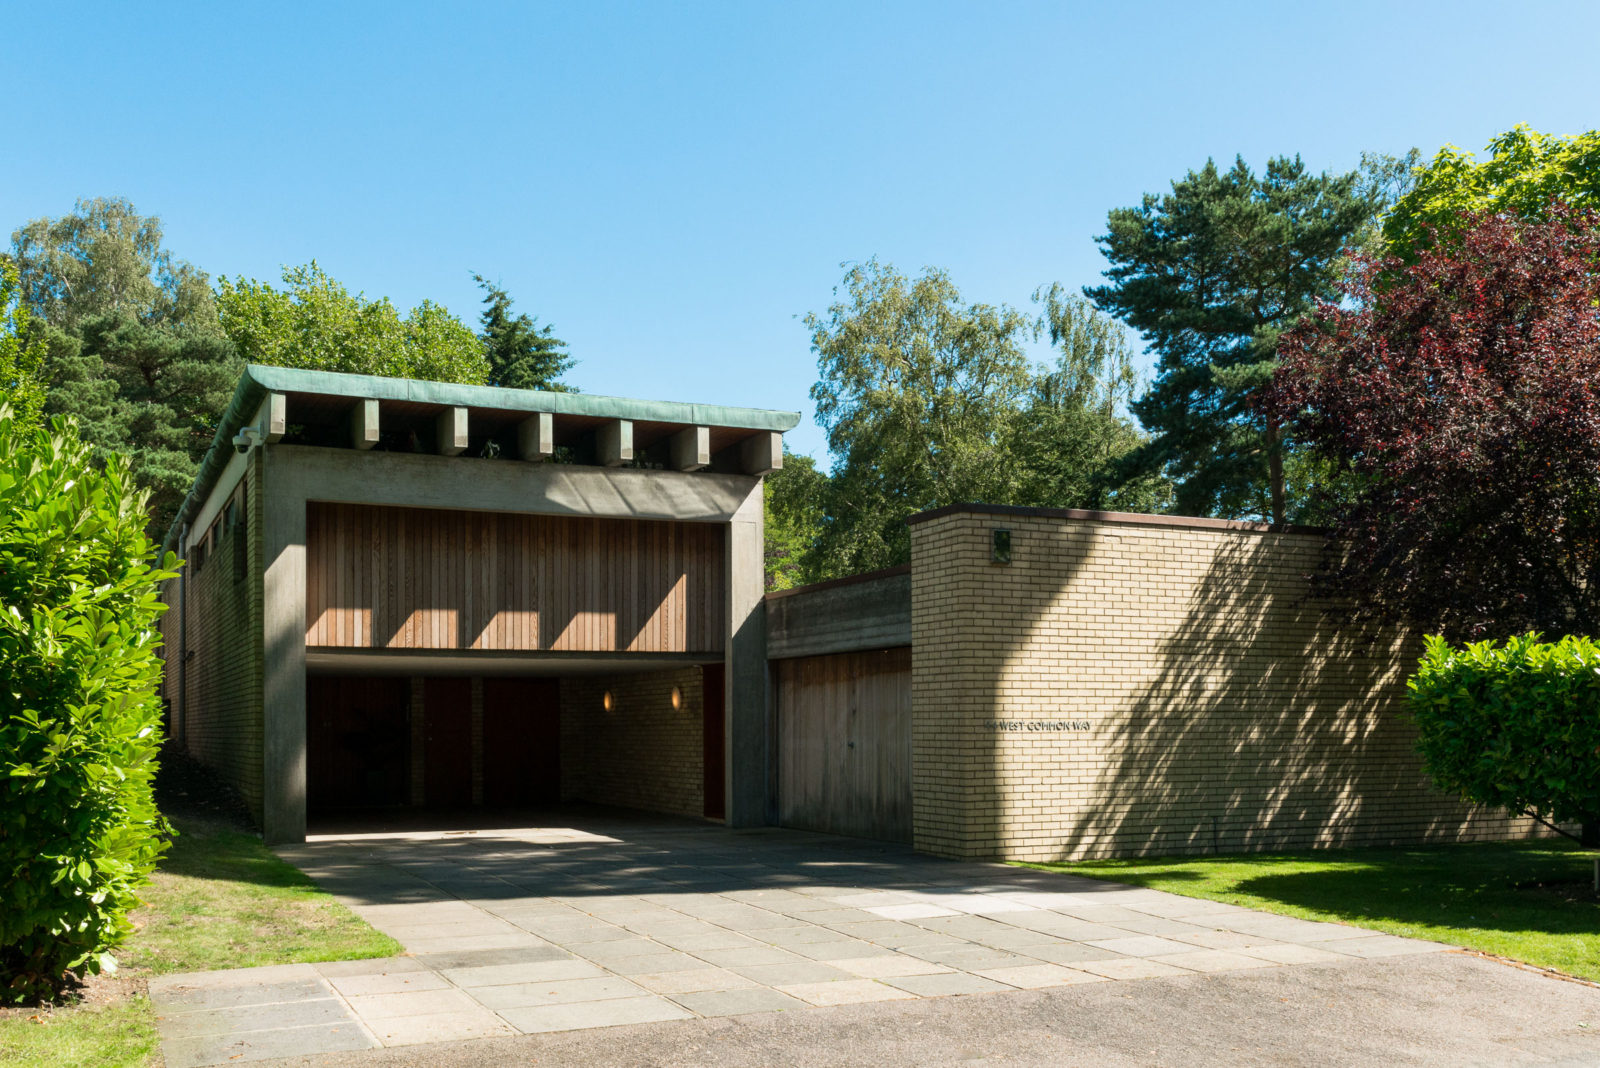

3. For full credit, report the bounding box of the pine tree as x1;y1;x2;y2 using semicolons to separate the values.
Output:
1085;156;1374;523
473;275;574;392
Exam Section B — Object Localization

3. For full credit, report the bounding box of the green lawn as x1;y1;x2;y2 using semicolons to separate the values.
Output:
0;817;400;1068
1024;839;1600;981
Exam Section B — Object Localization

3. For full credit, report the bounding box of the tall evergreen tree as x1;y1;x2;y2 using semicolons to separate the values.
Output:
10;199;240;536
1086;156;1374;523
473;275;574;391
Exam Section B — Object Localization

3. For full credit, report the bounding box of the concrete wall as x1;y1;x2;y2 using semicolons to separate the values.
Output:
160;454;265;823
560;666;708;819
908;506;1542;862
765;567;911;659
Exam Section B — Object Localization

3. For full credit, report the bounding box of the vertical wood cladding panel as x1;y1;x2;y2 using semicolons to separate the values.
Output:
305;503;725;654
776;647;912;843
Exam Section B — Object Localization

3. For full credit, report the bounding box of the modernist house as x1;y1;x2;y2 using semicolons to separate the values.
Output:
162;366;1536;857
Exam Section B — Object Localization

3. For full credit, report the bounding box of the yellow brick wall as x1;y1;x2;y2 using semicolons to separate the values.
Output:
158;459;265;823
560;666;707;819
909;508;1541;861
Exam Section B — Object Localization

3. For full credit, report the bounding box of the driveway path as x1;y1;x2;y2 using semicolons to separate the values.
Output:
146;812;1570;1067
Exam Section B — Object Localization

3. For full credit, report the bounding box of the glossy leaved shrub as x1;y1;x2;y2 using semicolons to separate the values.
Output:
1408;633;1600;846
0;409;176;1002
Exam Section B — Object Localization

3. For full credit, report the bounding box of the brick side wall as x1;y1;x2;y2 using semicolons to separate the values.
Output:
159;459;266;824
909;510;1541;861
560;666;707;819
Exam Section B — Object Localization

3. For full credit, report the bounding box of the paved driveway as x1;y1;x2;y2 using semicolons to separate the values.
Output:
150;811;1455;1066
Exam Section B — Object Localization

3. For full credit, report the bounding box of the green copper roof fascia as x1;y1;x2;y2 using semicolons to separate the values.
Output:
160;365;803;558
160;369;269;559
240;365;801;433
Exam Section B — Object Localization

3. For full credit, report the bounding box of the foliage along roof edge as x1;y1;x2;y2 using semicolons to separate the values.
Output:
160;364;801;557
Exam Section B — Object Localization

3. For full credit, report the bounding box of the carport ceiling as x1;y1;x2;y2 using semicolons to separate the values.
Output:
306;649;717;677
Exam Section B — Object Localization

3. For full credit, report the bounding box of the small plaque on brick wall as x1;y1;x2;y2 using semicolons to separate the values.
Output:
985;719;1092;732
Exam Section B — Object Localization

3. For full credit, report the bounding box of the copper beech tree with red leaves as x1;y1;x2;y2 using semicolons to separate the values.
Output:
1266;205;1600;641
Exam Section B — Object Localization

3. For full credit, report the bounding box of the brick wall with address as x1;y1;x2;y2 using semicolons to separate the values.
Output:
159;459;265;823
908;506;1543;861
560;666;707;819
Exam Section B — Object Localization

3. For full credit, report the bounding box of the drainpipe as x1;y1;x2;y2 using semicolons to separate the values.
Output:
178;522;189;750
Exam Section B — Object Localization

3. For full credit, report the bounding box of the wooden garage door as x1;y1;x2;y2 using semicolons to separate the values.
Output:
307;676;410;811
776;647;911;843
482;678;562;806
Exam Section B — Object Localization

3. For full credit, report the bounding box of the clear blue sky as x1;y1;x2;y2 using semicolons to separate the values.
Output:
6;2;1598;461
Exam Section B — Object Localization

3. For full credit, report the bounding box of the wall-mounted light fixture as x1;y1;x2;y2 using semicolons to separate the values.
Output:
992;528;1012;564
602;690;614;712
670;686;683;711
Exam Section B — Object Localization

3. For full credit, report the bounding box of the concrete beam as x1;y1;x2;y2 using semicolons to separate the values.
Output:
670;426;711;472
263;391;287;443
436;406;469;457
597;419;633;467
349;399;380;451
517;412;554;460
740;431;782;475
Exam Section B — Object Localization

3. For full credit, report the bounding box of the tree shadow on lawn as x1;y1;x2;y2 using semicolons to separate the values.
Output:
1092;841;1599;938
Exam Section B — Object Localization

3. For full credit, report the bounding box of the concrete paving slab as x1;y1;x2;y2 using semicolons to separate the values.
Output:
159;1021;377;1068
151;979;329;1011
882;972;1016;997
469;976;648;1009
344;987;481;1021
1074;957;1196;980
1145;949;1280;973
415;944;571;970
778;979;919;1006
630;967;763;994
363;1008;515;1046
326;971;452;997
1083;935;1204;958
1017;941;1131;965
670;987;809;1017
1238;942;1352;965
730;960;854;985
313;957;428;979
975;963;1110;988
156;998;353;1041
1314;934;1453;958
440;960;608;987
500;995;695;1033
829;955;955;979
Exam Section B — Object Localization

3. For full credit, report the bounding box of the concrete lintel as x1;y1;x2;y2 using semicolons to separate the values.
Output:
670;426;711;472
436;406;469;457
349;399;380;451
739;431;782;475
263;392;287;443
517;412;554;460
597;419;633;467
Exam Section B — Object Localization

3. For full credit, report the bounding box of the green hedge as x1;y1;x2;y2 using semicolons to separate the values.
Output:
1408;633;1600;844
0;409;177;1003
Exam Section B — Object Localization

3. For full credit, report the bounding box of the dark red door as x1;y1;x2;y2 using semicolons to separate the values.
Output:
482;678;561;806
307;676;410;811
702;663;725;819
424;677;472;807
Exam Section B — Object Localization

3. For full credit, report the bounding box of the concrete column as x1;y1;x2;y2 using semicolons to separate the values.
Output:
724;482;768;828
670;426;710;472
597;420;633;467
517;413;554;460
437;407;469;456
261;447;308;845
350;399;380;450
739;431;782;475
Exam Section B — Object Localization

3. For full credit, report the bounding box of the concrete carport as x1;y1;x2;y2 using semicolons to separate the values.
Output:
159;365;798;844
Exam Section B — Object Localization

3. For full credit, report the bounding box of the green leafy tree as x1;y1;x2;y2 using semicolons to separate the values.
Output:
474;274;574;391
11;197;220;334
216;262;488;384
805;260;1035;577
764;451;828;590
1086;156;1375;523
0;408;176;1002
10;200;239;536
1385;125;1600;259
0;259;45;423
1008;286;1169;513
1409;634;1600;847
